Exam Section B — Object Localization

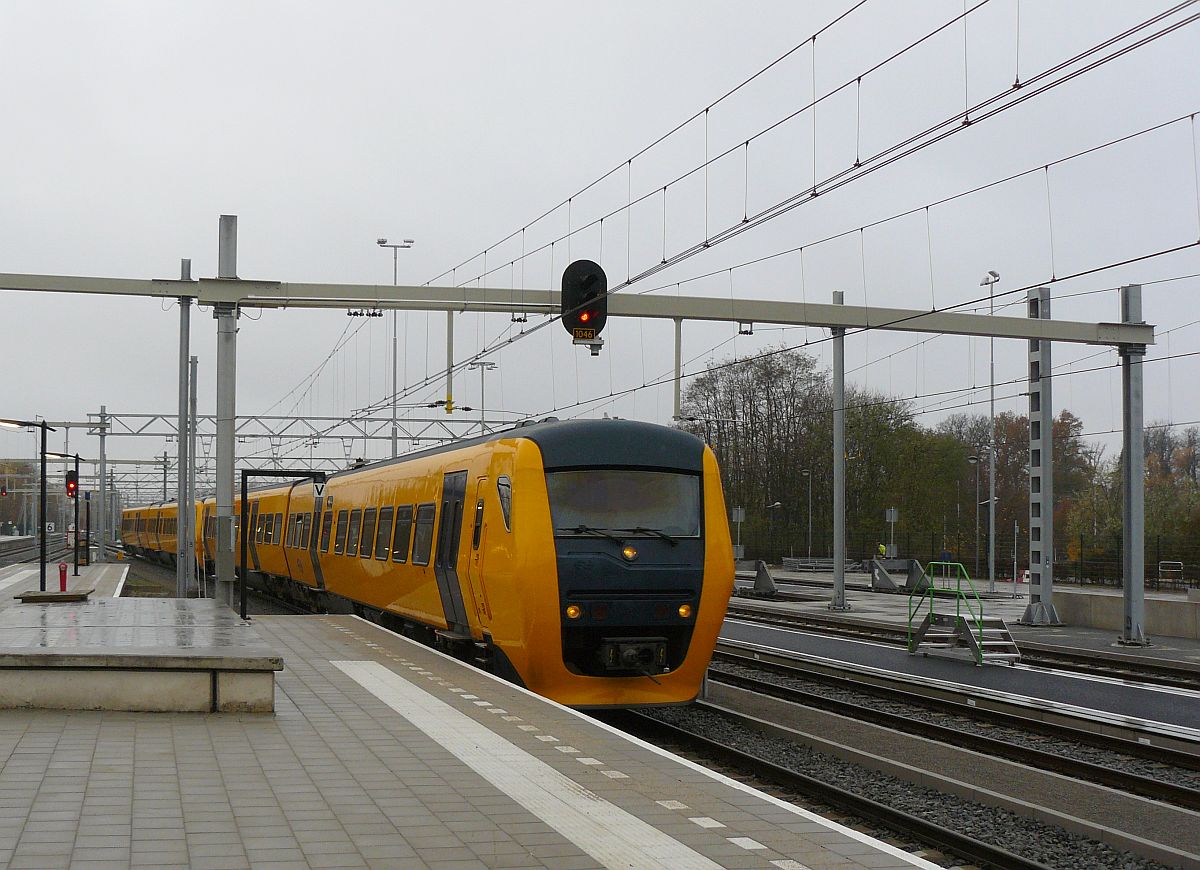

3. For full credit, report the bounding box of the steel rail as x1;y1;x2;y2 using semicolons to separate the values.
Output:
712;647;1200;770
707;662;1200;810
619;708;1053;870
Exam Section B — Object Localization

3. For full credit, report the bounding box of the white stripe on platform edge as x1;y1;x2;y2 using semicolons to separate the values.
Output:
331;659;723;870
346;613;942;870
0;569;36;594
111;565;129;598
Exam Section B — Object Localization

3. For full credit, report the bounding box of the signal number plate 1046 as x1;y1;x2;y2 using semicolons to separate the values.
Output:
572;327;596;341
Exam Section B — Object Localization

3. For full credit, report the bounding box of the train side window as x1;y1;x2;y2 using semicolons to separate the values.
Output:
254;507;265;543
285;513;295;548
321;510;335;553
261;513;272;544
472;499;484;549
496;476;513;531
346;509;362;557
391;505;412;563
294;514;305;548
359;508;377;559
301;513;312;549
374;506;394;560
411;503;436;566
273;513;283;544
334;510;349;554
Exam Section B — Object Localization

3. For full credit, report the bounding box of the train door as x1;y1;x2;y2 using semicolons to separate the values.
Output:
247;501;261;572
201;505;213;564
432;470;472;637
465;477;492;622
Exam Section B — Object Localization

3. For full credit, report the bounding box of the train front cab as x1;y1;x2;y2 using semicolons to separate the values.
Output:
488;422;734;708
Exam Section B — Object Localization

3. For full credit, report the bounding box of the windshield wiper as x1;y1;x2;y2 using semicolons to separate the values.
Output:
556;525;625;545
617;526;679;546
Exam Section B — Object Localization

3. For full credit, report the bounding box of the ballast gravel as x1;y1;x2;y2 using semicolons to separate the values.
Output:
644;703;1174;870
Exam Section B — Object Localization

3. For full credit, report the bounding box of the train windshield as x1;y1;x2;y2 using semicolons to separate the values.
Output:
546;470;701;538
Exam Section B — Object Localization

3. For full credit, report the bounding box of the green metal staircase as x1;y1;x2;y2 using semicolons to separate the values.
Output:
907;562;1021;665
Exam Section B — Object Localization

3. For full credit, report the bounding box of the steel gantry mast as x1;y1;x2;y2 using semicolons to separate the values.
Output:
0;215;1156;638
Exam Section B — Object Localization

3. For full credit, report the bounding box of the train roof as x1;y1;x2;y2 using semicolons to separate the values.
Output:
125;419;706;509
350;417;705;477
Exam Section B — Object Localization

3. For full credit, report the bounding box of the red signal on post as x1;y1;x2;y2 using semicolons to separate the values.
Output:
560;260;607;340
65;470;78;499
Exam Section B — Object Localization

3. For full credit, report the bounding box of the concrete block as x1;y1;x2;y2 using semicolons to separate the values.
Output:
0;669;212;712
215;671;275;713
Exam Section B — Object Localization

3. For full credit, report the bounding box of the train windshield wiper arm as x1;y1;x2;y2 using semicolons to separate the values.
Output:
617;526;679;546
557;525;625;545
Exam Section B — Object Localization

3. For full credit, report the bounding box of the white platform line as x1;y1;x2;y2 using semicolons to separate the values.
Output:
333;660;723;870
348;614;940;870
0;569;36;594
111;565;129;598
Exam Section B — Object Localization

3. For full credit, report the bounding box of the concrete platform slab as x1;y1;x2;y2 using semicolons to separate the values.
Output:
0;612;938;869
0;598;282;712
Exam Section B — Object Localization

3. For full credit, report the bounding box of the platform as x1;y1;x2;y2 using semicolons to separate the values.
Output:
735;568;1200;664
722;613;1200;734
0;611;939;869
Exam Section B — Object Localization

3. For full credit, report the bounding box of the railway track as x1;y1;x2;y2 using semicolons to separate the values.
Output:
708;651;1200;809
0;542;73;569
726;598;1200;691
617;706;1054;870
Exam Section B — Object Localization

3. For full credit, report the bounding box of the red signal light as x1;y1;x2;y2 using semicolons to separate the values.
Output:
65;470;78;499
579;310;591;323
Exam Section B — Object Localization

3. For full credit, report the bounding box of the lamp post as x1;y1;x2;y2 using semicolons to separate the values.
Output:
967;454;981;580
981;269;1000;593
47;451;82;577
377;238;415;458
467;361;497;435
0;417;56;591
766;501;782;563
801;469;812;561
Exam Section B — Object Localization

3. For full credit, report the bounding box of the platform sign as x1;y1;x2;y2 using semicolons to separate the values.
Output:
731;507;745;523
314;482;326;499
45;522;55;533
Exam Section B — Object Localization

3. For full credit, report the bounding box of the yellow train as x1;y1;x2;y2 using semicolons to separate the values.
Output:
122;418;734;707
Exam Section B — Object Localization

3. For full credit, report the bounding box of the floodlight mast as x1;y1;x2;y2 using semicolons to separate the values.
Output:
980;270;1001;593
376;238;416;458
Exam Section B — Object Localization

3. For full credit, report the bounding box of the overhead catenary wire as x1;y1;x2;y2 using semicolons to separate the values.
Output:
428;20;1200;390
296;4;1198;458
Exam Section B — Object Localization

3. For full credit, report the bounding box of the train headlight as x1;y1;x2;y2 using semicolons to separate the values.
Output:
677;603;693;618
621;545;638;561
565;604;583;620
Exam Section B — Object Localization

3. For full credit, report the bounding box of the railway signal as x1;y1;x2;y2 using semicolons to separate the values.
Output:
561;259;607;355
65;470;78;498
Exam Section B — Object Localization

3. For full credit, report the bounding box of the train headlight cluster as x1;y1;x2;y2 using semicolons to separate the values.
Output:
565;604;582;620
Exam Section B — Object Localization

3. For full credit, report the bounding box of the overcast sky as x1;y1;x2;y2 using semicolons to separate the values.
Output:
2;1;1198;501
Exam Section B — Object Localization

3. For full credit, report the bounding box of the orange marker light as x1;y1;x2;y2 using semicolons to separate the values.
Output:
621;545;638;561
678;604;693;618
565;604;582;619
